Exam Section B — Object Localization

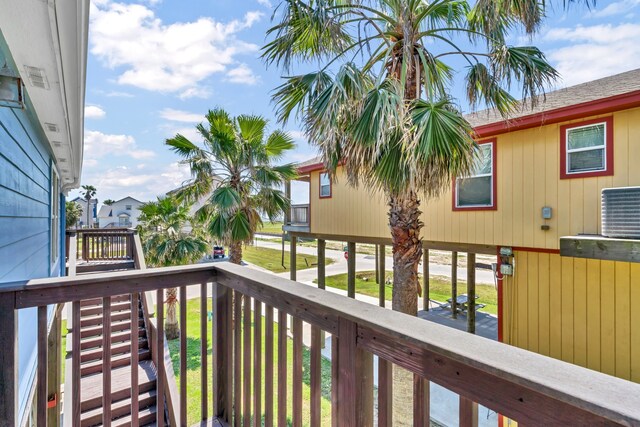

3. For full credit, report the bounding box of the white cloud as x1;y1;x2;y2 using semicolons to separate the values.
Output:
159;108;203;123
89;1;262;95
80;162;191;201
544;23;640;86
85;105;106;119
287;130;306;141
84;130;156;161
104;90;134;98
165;126;202;143
178;86;212;100
257;0;273;7
226;64;260;85
588;0;640;17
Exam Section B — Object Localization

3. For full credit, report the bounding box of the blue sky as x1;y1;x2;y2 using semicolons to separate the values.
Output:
70;0;640;204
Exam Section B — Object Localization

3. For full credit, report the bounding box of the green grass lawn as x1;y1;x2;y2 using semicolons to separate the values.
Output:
316;271;497;315
256;221;284;235
242;245;332;274
168;299;333;426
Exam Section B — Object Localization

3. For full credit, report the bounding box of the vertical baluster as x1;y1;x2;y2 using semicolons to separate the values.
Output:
253;299;262;427
310;325;321;427
459;397;478;427
201;282;208;421
277;310;287;427
292;318;303;427
157;289;165;427
0;296;17;426
378;358;392;427
243;295;251;427
72;301;81;426
213;282;232;423
336;319;356;426
264;305;274;427
331;334;338;427
234;292;242;426
103;297;112;427
131;293;139;426
180;286;187;426
413;375;429;427
37;306;47;426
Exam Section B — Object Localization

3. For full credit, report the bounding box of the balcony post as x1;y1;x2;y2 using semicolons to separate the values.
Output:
467;253;476;334
284;180;291;226
347;242;356;298
0;295;17;426
451;251;458;319
317;239;326;289
378;245;386;307
423;249;429;311
290;234;297;281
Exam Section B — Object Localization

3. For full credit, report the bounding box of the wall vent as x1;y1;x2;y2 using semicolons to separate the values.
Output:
52;141;62;147
24;66;49;89
45;123;59;133
59;158;67;163
601;187;640;238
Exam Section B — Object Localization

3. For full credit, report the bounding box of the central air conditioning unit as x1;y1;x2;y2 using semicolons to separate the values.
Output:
601;187;640;238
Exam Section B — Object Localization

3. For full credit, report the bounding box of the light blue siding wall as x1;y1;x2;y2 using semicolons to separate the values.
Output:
0;104;62;421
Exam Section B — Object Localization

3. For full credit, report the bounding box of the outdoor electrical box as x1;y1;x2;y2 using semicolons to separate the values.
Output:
498;246;515;276
542;206;553;220
500;264;514;276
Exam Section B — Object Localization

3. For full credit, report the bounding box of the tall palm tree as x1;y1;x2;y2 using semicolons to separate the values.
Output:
263;0;565;316
166;108;297;264
80;185;96;228
138;196;209;339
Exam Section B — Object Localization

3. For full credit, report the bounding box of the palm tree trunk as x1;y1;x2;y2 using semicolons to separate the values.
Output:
229;241;243;264
389;191;423;315
389;191;423;425
165;287;179;340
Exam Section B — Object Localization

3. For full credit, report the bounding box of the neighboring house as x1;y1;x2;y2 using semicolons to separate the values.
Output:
70;196;98;228
97;196;144;228
0;1;89;425
291;69;640;386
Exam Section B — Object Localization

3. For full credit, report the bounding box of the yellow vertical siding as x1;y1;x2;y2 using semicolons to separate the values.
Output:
308;107;640;250
504;252;640;381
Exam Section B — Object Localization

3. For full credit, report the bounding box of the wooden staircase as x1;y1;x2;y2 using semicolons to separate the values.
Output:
70;294;164;427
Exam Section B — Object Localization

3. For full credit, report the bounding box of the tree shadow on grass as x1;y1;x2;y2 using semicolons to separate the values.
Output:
168;335;212;374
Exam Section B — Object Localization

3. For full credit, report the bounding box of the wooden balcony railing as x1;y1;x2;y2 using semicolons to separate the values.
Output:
1;263;640;426
67;228;136;262
290;204;309;225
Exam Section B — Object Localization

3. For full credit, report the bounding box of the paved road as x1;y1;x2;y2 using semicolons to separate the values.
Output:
253;238;496;285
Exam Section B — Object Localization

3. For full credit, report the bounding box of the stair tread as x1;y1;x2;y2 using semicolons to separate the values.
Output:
81;390;157;426
81;328;146;349
81;294;131;307
81;301;134;317
81;348;150;374
81;318;144;338
80;339;149;362
110;405;157;427
81;360;157;404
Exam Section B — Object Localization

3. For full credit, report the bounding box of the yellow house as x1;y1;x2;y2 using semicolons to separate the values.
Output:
288;68;640;385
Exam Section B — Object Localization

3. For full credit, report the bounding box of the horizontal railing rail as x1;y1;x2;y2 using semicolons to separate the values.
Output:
1;263;640;426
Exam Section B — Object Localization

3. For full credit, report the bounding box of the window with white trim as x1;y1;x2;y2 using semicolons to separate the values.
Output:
320;172;331;198
455;142;494;208
565;122;606;174
50;166;60;267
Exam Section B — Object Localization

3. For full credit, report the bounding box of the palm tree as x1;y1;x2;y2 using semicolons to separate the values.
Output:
138;196;209;339
166;108;297;265
65;201;83;229
80;185;97;228
103;199;116;206
263;0;565;316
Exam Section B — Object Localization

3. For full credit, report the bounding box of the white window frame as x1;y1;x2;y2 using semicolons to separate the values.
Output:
319;172;331;198
565;121;607;175
455;141;495;209
50;165;60;270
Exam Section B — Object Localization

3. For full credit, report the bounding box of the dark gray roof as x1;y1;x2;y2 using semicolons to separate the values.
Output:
466;68;640;127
